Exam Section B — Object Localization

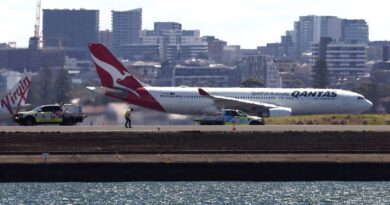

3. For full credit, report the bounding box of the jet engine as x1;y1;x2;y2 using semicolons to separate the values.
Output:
268;107;292;117
259;107;292;117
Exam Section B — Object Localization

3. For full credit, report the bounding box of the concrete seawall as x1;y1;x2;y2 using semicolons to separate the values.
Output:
0;130;390;181
2;163;390;182
1;131;390;153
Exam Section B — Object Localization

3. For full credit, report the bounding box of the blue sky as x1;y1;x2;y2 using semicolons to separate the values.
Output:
1;0;389;48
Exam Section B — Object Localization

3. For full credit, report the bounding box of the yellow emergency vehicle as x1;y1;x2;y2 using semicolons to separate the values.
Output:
195;109;264;125
14;104;86;126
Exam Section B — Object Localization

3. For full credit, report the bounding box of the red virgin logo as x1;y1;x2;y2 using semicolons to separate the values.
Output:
0;76;31;115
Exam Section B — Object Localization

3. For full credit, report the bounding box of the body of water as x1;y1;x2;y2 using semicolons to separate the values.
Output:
0;182;389;204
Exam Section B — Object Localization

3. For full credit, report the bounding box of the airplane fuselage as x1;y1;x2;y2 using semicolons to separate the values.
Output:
119;87;373;116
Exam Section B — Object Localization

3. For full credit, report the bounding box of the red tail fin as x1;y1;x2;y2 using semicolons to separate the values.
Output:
87;43;165;112
88;43;145;90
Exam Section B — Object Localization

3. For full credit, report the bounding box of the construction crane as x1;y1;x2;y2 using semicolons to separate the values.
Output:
29;0;41;49
34;0;41;38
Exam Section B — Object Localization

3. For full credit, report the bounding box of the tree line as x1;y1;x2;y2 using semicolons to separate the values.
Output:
27;66;72;106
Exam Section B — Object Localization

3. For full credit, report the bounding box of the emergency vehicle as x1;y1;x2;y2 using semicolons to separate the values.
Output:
195;109;264;125
14;104;86;126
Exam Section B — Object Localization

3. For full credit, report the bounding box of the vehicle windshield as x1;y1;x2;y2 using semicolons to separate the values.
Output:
237;110;247;117
32;106;42;112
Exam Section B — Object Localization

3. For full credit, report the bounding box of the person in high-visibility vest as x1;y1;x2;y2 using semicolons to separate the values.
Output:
124;108;133;128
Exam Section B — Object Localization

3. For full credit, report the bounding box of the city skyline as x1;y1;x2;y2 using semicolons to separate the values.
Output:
1;0;389;48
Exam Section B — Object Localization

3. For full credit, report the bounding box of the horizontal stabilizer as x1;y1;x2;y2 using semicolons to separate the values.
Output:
21;103;31;108
86;86;127;96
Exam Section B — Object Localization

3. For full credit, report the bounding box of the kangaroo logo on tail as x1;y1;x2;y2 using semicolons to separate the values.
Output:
88;43;146;97
88;43;165;112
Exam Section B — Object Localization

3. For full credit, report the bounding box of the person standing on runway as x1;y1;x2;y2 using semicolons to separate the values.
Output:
124;108;133;128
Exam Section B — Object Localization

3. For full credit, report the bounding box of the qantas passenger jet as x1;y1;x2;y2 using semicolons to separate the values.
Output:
87;43;372;117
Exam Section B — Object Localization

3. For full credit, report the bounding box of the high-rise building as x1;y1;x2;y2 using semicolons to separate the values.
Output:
112;8;142;56
342;19;369;43
202;36;227;63
312;40;368;85
141;24;207;61
98;30;113;50
222;45;241;65
325;17;343;42
296;16;342;54
292;15;370;55
297;16;320;53
372;46;390;82
43;9;99;50
368;41;390;61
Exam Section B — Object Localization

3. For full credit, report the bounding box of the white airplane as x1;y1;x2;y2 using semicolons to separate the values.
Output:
87;43;373;117
0;72;33;120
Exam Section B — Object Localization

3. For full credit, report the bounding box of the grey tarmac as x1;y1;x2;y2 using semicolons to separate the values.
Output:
0;125;389;132
2;153;390;164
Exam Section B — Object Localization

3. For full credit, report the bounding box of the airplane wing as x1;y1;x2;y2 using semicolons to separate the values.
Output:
198;88;292;117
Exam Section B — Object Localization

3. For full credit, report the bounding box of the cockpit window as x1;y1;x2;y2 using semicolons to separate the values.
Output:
357;96;364;100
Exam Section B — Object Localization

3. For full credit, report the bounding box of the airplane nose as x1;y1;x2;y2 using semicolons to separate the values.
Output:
365;99;373;110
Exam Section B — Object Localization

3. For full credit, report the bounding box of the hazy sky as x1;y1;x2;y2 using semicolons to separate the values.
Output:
1;0;389;48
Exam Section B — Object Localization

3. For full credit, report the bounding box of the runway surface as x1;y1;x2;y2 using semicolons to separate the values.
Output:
0;125;389;132
1;153;390;164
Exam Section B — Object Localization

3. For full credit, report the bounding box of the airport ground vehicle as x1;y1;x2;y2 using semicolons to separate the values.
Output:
14;104;86;126
195;109;264;125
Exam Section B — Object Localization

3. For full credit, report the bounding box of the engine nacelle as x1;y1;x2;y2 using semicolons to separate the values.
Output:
268;107;292;117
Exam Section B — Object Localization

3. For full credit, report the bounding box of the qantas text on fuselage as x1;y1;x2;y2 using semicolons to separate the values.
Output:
87;43;373;117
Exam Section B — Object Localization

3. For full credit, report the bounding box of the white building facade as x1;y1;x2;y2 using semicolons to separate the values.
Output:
326;43;368;76
141;29;207;61
312;42;368;86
